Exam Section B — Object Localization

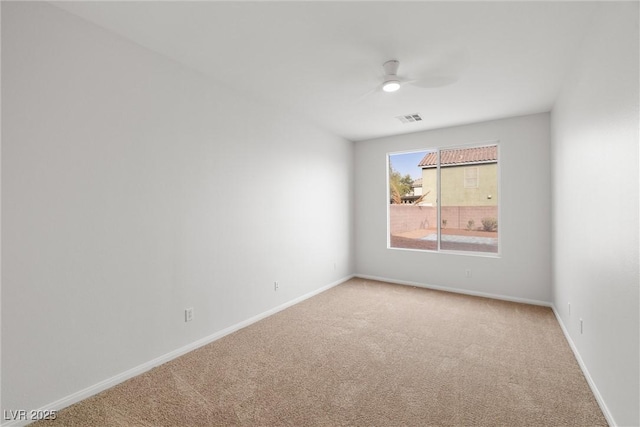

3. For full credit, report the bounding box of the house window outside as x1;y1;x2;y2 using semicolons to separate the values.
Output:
388;143;499;255
464;167;479;188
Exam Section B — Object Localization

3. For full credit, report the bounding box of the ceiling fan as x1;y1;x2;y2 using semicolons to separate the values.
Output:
378;59;458;93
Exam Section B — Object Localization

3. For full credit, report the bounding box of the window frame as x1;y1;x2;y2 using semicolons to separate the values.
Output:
386;141;501;258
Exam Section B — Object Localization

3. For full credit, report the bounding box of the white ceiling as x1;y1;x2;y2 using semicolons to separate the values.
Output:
52;1;597;141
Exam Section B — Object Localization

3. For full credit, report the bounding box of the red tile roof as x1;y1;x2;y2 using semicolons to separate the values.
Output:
418;145;497;168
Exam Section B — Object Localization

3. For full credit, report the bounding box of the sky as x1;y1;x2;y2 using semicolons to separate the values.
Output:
389;150;431;179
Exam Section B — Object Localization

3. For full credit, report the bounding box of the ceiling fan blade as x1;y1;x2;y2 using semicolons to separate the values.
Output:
353;83;385;104
405;48;468;89
409;75;458;88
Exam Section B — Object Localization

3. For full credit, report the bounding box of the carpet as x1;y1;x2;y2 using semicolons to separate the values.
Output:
33;278;607;426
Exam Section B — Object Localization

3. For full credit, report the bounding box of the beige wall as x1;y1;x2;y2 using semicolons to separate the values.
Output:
2;2;355;415
421;163;497;206
550;3;639;425
357;112;551;314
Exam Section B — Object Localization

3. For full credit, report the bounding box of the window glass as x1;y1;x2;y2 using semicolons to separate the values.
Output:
388;144;499;255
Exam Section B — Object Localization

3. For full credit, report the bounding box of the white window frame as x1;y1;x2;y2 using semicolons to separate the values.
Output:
387;141;500;257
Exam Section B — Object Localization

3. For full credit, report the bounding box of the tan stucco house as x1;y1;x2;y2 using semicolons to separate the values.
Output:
418;145;498;207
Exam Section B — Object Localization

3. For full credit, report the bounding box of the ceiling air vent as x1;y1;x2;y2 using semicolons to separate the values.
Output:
396;113;423;124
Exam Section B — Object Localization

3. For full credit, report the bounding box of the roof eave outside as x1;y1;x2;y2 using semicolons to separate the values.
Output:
420;159;498;169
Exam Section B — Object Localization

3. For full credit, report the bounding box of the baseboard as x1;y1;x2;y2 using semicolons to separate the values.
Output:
550;305;616;427
1;274;354;427
355;274;552;307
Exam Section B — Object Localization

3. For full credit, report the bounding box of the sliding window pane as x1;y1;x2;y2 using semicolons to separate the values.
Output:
439;145;498;254
388;150;438;251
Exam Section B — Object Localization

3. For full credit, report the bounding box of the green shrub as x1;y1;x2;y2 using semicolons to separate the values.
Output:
481;217;498;232
466;219;475;231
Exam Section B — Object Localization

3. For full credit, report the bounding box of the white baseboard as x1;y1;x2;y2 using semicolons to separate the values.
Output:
1;274;354;427
550;305;616;427
355;274;552;307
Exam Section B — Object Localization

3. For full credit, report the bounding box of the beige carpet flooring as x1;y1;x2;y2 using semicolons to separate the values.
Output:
35;278;607;426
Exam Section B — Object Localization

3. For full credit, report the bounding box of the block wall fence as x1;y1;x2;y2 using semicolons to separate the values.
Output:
389;205;498;234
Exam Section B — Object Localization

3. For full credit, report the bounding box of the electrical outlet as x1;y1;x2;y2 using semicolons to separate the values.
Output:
185;308;194;322
274;281;279;291
465;269;472;278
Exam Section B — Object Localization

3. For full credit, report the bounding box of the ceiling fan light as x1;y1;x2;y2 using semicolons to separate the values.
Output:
382;80;401;92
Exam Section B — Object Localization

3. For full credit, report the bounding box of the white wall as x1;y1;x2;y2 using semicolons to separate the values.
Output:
355;113;552;304
1;2;353;417
550;3;639;426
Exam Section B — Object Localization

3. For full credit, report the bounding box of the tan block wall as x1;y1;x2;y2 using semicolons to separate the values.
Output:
389;205;437;234
389;205;498;234
441;206;498;230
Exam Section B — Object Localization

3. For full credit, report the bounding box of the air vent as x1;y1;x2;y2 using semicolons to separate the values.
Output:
396;113;423;124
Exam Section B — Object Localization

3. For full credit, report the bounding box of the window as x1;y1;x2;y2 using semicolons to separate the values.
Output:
388;143;499;255
464;167;479;188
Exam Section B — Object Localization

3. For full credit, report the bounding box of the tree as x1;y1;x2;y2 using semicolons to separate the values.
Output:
389;162;414;204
